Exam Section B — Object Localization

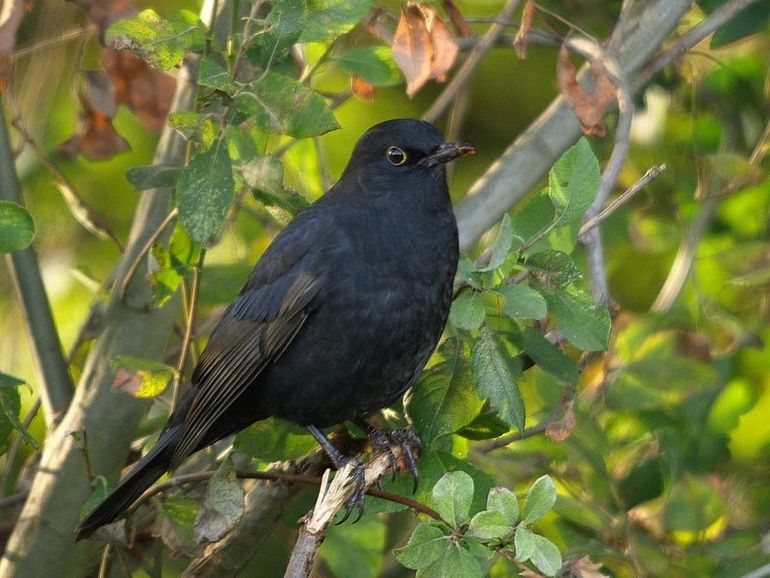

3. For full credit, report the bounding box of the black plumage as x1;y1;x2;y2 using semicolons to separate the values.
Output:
75;119;473;540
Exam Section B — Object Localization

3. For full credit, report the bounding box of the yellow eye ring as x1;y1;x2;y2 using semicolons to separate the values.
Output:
386;146;407;166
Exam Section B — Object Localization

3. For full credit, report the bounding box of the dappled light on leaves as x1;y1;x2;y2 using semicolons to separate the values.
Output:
391;3;459;97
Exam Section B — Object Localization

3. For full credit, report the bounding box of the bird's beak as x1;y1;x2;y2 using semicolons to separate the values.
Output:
420;142;476;167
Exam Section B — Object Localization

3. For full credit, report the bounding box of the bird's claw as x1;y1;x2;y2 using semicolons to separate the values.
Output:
336;457;366;525
367;426;422;494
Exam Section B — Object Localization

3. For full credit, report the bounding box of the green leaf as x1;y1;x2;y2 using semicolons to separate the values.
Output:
526;251;582;287
449;291;485;330
233;417;318;461
522;328;578;383
337;46;401;86
106;9;205;70
457;410;510;441
111;356;177;398
79;477;113;519
0;201;35;253
514;526;536;562
250;0;305;68
548;137;600;225
159;496;199;556
126;164;182;191
467;510;512;541
664;475;725;533
431;471;474;528
177;141;235;248
240;156;309;220
529;534;562;576
169;112;217;146
0;373;30;452
701;0;770;47
194;459;245;543
393;523;448;570
479;214;515;272
300;0;373;42
237;72;339;138
149;224;200;307
487;486;519;526
470;326;525;431
522;475;557;525
198;56;238;93
417;542;484;578
542;286;611;351
405;339;483;448
494;284;547;320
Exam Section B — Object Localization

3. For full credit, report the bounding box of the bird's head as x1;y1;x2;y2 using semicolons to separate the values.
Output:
337;119;475;198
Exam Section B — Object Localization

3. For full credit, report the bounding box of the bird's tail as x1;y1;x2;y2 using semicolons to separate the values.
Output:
74;429;177;541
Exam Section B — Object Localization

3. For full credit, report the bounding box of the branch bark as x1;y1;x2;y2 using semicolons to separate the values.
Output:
0;105;74;425
454;0;693;250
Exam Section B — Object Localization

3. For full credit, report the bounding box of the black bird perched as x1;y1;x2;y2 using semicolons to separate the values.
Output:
75;119;474;541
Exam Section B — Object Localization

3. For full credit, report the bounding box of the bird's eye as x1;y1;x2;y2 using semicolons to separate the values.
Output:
386;146;407;166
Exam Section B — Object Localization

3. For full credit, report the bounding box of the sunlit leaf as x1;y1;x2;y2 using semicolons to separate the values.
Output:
495;284;547;320
111;356;177;398
431;470;474;527
300;0;372;42
177;140;235;248
0;201;35;253
522;475;557;524
393;523;448;570
449;290;485;330
541;286;611;351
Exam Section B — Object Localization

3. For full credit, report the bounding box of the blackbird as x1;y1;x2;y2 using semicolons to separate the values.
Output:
75;119;474;540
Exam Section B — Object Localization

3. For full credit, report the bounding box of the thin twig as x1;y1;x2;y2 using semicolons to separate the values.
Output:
97;544;112;578
118;208;179;304
171;250;206;413
423;0;521;123
579;164;667;238
0;398;41;498
8;105;124;251
642;0;766;83
0;492;28;510
474;421;549;454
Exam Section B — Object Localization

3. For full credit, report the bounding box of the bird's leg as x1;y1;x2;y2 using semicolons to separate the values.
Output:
353;418;421;494
306;425;366;524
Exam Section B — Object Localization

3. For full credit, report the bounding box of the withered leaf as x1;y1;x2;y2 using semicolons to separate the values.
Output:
545;399;576;442
557;44;616;137
104;48;175;132
442;0;472;38
58;95;130;160
391;3;458;97
351;74;375;101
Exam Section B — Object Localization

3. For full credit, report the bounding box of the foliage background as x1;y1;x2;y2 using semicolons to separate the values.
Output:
0;0;769;576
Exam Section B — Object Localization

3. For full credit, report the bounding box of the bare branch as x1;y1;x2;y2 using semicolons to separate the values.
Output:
579;164;667;238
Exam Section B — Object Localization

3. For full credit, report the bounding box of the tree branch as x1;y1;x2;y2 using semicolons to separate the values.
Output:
454;0;693;250
0;104;74;426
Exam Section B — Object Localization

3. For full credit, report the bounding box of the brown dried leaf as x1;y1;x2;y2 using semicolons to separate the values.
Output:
392;4;434;97
103;48;175;132
351;73;375;101
545;399;576;442
565;556;610;578
557;44;617;137
424;4;458;83
0;0;27;90
519;569;545;578
442;0;472;38
514;0;535;59
58;94;130;160
391;3;458;97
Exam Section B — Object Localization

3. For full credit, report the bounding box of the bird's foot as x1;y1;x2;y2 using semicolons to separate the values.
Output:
337;457;366;524
365;425;422;494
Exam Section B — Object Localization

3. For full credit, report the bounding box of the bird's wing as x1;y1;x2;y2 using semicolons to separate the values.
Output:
168;215;327;468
